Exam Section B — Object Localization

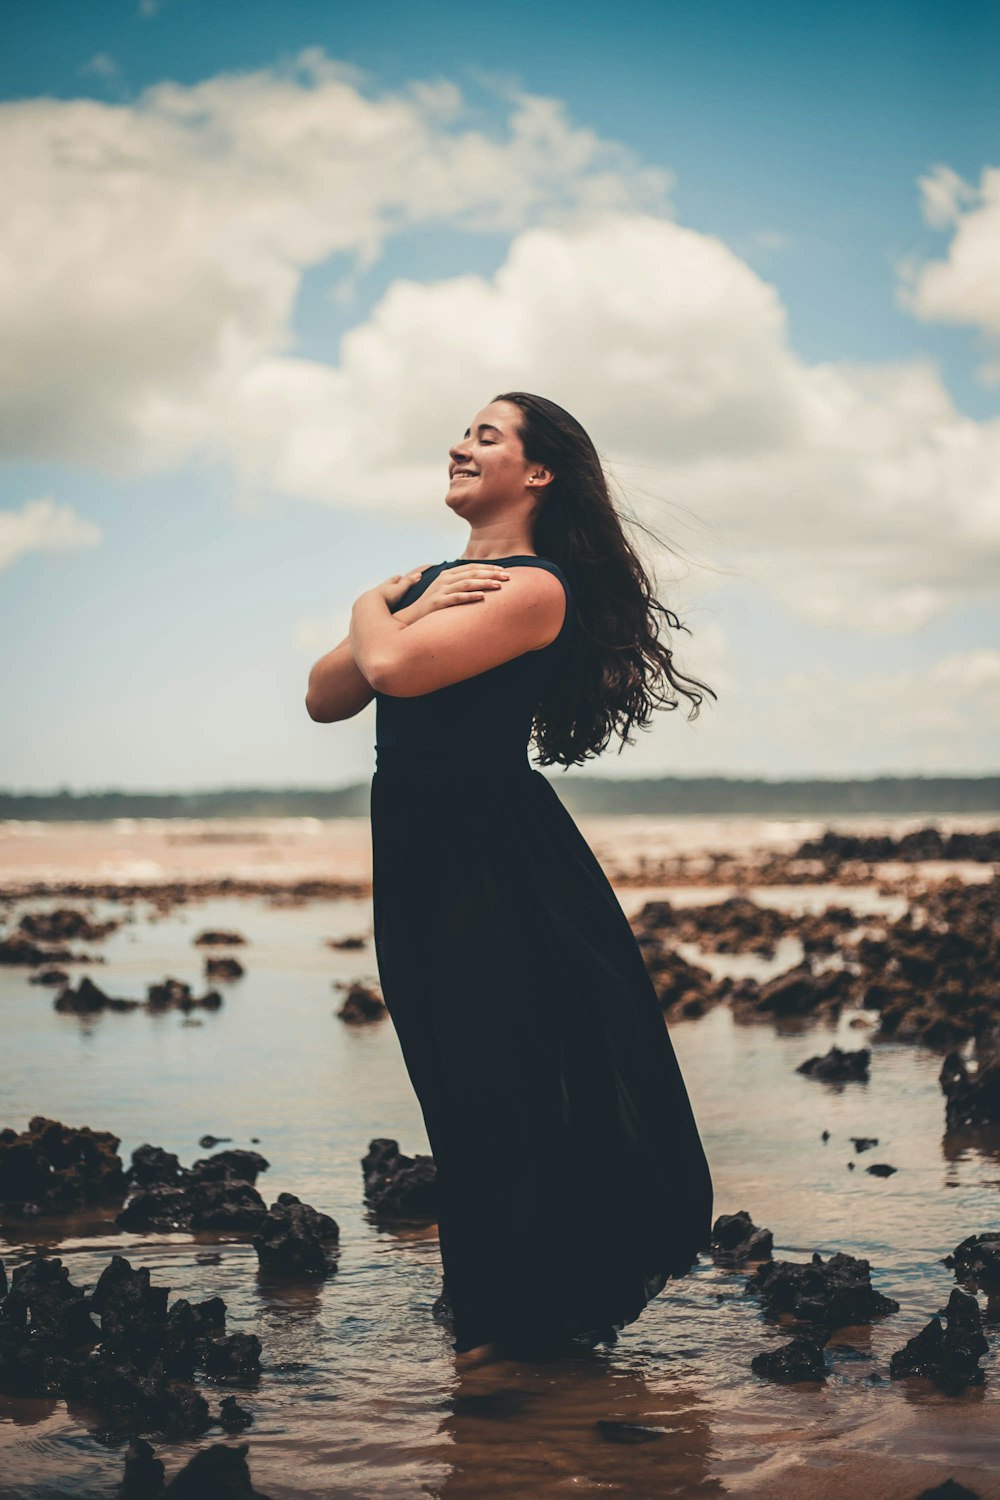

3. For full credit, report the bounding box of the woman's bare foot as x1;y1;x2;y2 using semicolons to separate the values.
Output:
454;1340;500;1369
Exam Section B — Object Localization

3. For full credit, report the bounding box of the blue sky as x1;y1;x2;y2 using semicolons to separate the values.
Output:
2;0;999;790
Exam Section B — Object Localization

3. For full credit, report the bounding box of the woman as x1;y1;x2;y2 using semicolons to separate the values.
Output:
306;392;715;1369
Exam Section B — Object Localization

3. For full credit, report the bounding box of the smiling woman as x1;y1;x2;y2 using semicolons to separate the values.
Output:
311;390;716;1367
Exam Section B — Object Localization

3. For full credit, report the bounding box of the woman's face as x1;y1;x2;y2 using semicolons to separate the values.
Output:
445;400;540;517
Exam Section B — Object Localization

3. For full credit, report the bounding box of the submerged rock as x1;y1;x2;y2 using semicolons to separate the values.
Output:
205;956;244;980
940;1046;1000;1130
17;907;120;943
362;1138;438;1224
746;1250;900;1326
0;1115;126;1215
119;1438;272;1498
53;975;223;1016
889;1287;989;1394
942;1232;1000;1297
335;980;387;1022
796;1045;870;1082
750;1332;829;1383
251;1193;340;1276
0;1252;260;1439
710;1210;773;1265
117;1146;271;1233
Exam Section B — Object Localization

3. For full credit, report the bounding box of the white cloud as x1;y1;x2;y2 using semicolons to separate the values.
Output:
0;497;102;571
2;56;998;635
227;213;999;633
897;162;1000;359
0;49;667;472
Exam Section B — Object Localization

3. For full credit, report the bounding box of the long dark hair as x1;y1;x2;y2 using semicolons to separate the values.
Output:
492;390;718;769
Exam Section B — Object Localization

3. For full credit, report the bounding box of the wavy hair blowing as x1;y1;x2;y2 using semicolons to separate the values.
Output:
492;391;718;769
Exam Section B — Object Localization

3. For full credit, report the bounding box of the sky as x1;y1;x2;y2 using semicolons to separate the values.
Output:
2;0;999;792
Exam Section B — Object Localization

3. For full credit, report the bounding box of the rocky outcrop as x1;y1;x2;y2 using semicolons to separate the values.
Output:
361;1138;438;1225
746;1251;900;1326
0;1252;260;1440
251;1193;340;1276
889;1287;989;1394
117;1146;271;1233
0;1115;125;1215
710;1210;773;1265
796;1045;871;1082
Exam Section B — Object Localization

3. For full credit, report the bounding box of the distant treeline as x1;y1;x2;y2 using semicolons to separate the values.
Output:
1;774;998;821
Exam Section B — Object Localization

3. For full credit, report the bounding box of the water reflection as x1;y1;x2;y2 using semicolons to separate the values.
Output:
433;1352;722;1499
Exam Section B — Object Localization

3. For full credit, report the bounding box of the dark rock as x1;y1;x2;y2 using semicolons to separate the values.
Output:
362;1138;438;1224
750;1333;829;1383
796;1045;870;1082
54;976;140;1013
120;1435;166;1497
850;1136;879;1152
940;1047;1000;1130
942;1232;1000;1296
219;1394;254;1431
1;1251;260;1441
336;980;387;1022
710;1210;773;1265
28;966;71;986
865;1162;898;1177
161;1442;271;1497
18;907;120;943
193;930;247;946
327;933;366;950
757;963;854;1019
746;1250;900;1326
251;1193;340;1276
889;1287;989;1394
117;1146;271;1233
198;1135;233;1150
0;1115;126;1214
205;956;244;980
146;977;223;1012
0;932;83;967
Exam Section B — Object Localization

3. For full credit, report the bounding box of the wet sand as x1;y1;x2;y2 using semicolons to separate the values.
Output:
1;813;999;1498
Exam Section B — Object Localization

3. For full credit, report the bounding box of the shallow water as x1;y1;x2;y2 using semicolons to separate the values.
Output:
1;877;999;1498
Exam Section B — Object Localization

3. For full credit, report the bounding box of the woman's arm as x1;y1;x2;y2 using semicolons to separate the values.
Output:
350;569;566;698
305;602;422;723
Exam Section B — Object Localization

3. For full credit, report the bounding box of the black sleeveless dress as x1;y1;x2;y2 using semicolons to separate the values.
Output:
370;555;713;1359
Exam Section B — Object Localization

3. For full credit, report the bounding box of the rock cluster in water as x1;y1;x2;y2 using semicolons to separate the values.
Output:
336;979;387;1022
940;1039;1000;1130
796;1044;871;1082
362;1138;438;1224
0;1252;259;1439
119;1438;271;1498
746;1250;900;1326
0;1115;125;1214
709;1210;774;1265
117;1145;272;1233
889;1287;990;1395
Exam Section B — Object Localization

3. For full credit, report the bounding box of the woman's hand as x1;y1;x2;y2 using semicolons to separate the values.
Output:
395;562;511;624
371;564;436;608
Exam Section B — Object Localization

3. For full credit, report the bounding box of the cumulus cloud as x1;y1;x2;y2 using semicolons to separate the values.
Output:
0;48;667;472
2;53;998;634
897;162;1000;366
0;497;102;571
225;212;999;632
